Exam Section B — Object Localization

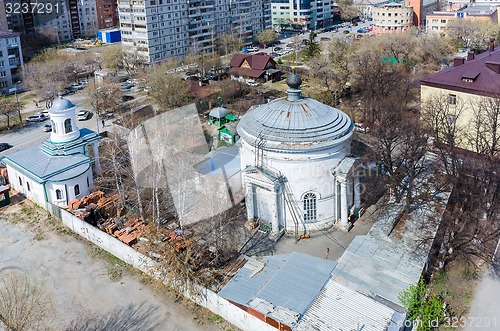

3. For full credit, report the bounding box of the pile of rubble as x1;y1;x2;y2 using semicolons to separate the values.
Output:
100;216;145;246
68;191;120;223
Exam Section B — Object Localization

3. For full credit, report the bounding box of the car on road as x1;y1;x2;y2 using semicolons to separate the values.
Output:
246;46;259;52
41;110;50;118
43;124;52;132
76;110;91;120
0;143;12;152
273;46;282;51
26;113;48;123
343;30;350;34
68;82;85;91
357;28;367;33
269;52;280;57
58;88;75;96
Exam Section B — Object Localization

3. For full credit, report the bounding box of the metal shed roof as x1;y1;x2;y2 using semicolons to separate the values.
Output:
218;252;337;326
297;279;404;331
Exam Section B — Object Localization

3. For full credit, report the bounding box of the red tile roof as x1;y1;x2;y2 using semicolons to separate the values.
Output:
421;47;500;98
228;67;265;78
228;53;276;71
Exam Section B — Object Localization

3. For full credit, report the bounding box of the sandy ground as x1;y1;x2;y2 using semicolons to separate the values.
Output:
0;214;226;331
466;269;500;331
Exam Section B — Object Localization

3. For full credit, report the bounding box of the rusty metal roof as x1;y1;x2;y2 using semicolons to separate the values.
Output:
237;89;353;153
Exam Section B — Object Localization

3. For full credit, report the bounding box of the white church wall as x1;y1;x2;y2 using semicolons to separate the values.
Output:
5;166;46;207
45;168;93;206
55;206;279;331
240;138;352;232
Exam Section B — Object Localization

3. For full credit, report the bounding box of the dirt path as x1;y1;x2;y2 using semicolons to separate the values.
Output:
0;214;226;331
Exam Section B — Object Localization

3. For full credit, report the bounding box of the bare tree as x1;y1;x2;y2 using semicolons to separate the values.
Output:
0;97;21;129
0;271;54;331
256;29;279;45
467;97;500;156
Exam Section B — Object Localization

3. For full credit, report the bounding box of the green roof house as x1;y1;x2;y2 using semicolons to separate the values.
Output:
218;121;239;145
209;107;237;127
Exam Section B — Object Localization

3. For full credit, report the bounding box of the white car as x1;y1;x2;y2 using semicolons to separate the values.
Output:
246;46;258;52
76;110;91;120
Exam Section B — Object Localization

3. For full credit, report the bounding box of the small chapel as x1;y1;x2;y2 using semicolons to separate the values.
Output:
237;73;360;236
2;97;100;209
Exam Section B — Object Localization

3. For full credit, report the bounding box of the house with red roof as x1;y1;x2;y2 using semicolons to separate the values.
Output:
228;53;281;82
421;39;500;153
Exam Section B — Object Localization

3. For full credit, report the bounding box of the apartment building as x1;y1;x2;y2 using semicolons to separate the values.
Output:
0;31;24;95
426;4;498;33
118;0;271;63
372;2;414;34
271;0;334;31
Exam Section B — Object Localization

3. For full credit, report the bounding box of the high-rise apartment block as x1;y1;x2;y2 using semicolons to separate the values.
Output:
3;0;117;42
271;0;334;31
118;0;271;64
0;31;24;94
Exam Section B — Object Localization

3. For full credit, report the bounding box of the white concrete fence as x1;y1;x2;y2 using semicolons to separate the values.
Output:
51;204;275;331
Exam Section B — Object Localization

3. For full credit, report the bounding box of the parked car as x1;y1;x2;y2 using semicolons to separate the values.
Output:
121;94;135;102
185;76;200;81
0;143;12;152
284;46;294;51
357;28;367;33
43;124;52;132
68;82;85;91
273;46;282;51
206;72;219;80
320;37;331;41
76;110;91;120
343;30;350;34
26;113;47;122
355;122;371;133
41;110;50;118
270;52;280;57
247;46;258;52
58;88;75;96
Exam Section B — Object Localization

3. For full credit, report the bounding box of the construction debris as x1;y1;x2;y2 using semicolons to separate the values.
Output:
100;217;145;246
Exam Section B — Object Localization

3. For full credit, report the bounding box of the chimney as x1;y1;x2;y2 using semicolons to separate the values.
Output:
454;57;465;67
467;51;475;61
489;38;495;52
486;61;500;74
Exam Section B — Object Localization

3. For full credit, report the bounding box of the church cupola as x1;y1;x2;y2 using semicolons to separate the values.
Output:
48;97;80;143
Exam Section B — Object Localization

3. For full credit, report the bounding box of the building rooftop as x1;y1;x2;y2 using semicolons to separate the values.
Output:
1;146;91;184
296;279;405;331
49;96;76;114
421;46;500;98
218;252;336;327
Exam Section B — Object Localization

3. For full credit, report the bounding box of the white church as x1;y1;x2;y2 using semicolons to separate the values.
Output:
237;73;360;236
2;97;100;209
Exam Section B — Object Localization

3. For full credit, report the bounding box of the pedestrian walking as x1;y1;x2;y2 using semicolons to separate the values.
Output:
102;119;105;128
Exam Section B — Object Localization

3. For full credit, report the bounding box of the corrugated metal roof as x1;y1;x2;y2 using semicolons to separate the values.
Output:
218;252;337;324
2;146;91;183
237;94;353;153
297;279;403;331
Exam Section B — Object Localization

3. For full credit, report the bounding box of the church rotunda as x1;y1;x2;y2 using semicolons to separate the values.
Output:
237;73;360;236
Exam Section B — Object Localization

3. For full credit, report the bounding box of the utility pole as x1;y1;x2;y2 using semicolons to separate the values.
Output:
93;77;99;134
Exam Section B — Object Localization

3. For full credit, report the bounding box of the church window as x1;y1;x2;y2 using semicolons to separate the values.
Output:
64;119;72;133
27;182;30;191
303;193;317;222
56;189;62;200
87;177;90;187
51;120;57;133
74;184;80;196
18;177;22;186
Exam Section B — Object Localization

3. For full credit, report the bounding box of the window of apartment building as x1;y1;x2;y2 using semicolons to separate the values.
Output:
394;13;398;16
0;61;4;68
441;19;446;23
432;19;438;23
388;13;391;16
151;0;155;4
0;81;7;87
432;26;438;30
0;72;5;77
448;94;457;105
382;13;385;16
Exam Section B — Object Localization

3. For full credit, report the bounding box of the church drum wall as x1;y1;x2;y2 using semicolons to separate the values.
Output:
45;168;93;207
240;138;351;232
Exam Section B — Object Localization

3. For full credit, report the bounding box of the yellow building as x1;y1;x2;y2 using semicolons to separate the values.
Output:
421;40;500;154
426;5;498;33
372;2;414;34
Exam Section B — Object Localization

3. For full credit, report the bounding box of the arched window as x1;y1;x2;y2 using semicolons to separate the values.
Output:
303;193;317;222
64;118;72;133
86;177;90;187
51;120;56;133
74;184;80;196
56;189;62;200
27;182;30;192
